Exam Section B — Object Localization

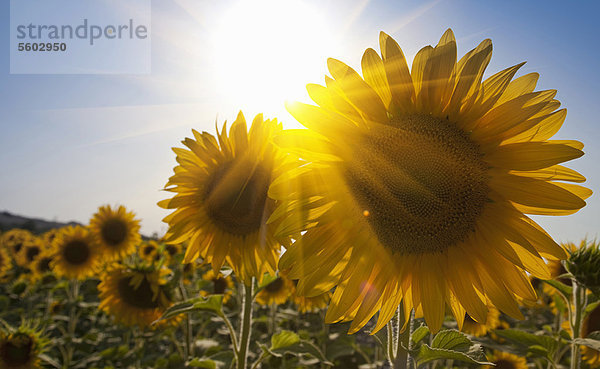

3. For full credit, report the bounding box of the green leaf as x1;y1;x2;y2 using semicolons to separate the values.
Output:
187;358;218;368
271;330;300;350
431;329;470;351
574;337;600;351
411;326;430;345
542;279;573;299
412;330;491;367
263;332;332;366
585;300;600;316
413;344;491;367
155;295;224;323
492;329;558;359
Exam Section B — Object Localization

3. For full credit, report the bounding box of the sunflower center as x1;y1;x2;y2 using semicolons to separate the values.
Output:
265;277;284;293
38;257;52;273
495;359;516;369
117;275;161;310
63;241;91;265
166;245;178;256
213;277;228;294
345;114;489;254
0;336;33;366
204;160;271;236
26;247;40;263
101;219;128;246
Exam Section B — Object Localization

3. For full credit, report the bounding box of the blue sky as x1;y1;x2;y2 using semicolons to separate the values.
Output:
1;0;598;242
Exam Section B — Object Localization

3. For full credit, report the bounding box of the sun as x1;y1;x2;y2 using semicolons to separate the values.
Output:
210;0;335;121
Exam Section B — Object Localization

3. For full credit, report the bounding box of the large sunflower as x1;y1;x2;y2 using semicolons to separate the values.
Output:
159;112;290;283
89;205;141;261
98;264;175;327
51;226;101;280
273;29;590;333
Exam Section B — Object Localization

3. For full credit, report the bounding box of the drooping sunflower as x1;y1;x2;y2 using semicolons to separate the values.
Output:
89;205;141;261
51;226;101;280
98;264;175;328
273;29;590;333
460;305;500;337
199;270;234;303
0;324;46;369
255;276;294;306
159;112;291;283
482;351;528;369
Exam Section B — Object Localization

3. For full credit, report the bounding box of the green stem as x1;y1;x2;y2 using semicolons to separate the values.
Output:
179;281;193;359
393;307;411;369
237;280;254;369
570;282;587;369
387;319;396;364
63;280;80;368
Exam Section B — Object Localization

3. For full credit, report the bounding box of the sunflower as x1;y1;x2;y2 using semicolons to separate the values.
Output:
255;276;294;306
15;239;43;269
0;324;46;369
164;243;182;264
199;270;234;303
0;247;11;280
159;111;291;283
579;303;600;366
89;205;141;261
98;264;175;327
182;261;198;284
30;252;54;282
40;229;60;250
1;229;34;262
273;29;590;334
293;290;331;314
482;351;528;369
139;241;161;263
460;305;500;337
51;226;101;280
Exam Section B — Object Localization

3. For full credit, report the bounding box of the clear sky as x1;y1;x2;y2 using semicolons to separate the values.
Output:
1;0;598;242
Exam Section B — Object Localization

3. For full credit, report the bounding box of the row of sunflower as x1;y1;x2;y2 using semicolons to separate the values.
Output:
0;206;372;368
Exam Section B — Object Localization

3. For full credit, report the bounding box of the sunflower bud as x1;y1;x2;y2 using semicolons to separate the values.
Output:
565;241;600;295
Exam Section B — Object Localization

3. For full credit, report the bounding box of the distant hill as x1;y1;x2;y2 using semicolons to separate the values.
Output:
0;211;82;234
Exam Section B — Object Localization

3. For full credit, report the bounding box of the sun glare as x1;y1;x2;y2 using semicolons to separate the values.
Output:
211;0;335;124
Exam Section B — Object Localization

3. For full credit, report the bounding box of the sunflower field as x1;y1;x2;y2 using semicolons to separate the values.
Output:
1;29;598;369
